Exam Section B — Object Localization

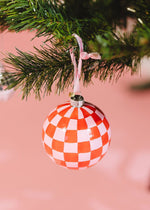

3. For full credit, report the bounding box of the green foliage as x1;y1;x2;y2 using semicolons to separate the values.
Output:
0;0;112;40
90;24;150;62
0;0;150;98
2;42;134;99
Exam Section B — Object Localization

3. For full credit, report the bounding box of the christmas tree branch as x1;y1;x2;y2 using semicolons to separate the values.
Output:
0;0;113;41
1;0;150;98
3;22;150;99
3;45;72;99
2;41;133;99
90;25;150;61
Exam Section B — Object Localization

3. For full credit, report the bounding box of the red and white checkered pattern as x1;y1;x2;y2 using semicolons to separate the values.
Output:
42;102;111;169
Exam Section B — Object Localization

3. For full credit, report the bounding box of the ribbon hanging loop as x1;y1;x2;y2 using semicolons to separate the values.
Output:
70;34;101;95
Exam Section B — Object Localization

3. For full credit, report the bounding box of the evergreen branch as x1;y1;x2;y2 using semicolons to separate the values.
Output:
3;22;150;99
2;41;134;99
89;25;150;65
3;46;72;99
1;0;150;99
0;0;111;41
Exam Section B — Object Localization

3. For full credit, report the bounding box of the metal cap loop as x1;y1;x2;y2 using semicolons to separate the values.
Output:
70;95;84;107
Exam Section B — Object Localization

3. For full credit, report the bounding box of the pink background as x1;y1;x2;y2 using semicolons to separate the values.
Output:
0;31;150;210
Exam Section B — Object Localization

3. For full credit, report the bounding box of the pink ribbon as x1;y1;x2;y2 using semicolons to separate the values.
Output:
70;34;101;94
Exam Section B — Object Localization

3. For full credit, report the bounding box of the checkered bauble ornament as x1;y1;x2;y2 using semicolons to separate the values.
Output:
42;34;111;169
42;95;111;169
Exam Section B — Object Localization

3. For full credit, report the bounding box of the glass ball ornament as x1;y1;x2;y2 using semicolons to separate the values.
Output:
42;95;111;169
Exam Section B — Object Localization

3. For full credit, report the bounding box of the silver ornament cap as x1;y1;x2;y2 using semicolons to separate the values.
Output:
70;94;84;107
